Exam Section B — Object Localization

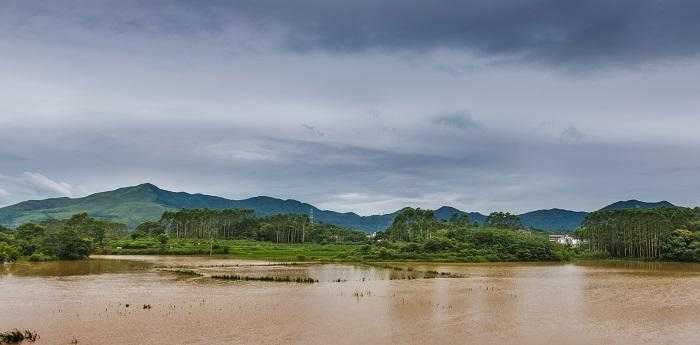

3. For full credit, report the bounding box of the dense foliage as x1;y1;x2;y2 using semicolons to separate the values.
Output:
368;208;570;262
485;212;522;229
4;205;699;264
579;207;700;261
0;213;126;261
152;209;367;244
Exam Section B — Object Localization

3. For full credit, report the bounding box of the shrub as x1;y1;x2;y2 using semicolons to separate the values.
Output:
28;252;53;262
0;243;20;262
422;237;455;252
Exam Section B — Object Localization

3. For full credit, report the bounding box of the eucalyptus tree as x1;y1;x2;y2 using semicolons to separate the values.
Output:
581;207;697;259
386;208;441;242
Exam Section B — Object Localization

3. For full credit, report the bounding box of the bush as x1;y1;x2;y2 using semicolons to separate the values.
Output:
422;237;455;252
43;228;92;260
551;245;575;261
0;243;20;262
28;252;53;262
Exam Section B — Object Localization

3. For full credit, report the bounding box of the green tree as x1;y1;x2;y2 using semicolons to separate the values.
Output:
43;228;92;260
386;208;441;241
486;212;522;229
449;213;472;227
662;229;699;262
0;242;20;262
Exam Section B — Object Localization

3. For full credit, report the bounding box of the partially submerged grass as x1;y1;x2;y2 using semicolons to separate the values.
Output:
0;329;39;344
211;274;318;283
167;269;203;277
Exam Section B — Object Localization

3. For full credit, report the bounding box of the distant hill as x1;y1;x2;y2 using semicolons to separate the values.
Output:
599;200;676;211
519;209;587;232
0;183;680;233
433;206;487;225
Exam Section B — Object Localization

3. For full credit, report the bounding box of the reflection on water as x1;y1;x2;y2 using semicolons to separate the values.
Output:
0;256;698;345
0;259;151;277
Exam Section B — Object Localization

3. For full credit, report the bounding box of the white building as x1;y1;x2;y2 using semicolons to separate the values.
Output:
548;234;581;247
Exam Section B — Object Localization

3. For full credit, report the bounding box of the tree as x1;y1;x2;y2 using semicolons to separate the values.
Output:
581;207;697;259
486;212;522;229
43;228;92;260
0;242;20;262
662;229;699;262
386;208;441;241
449;213;472;227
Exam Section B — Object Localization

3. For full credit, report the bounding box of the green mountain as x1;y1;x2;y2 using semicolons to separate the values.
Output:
599;199;676;211
0;183;401;231
519;209;588;232
0;183;679;232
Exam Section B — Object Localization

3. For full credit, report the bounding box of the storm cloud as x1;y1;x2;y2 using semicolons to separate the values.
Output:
4;1;700;68
0;1;699;214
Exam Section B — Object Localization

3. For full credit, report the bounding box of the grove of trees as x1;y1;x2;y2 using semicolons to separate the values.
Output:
372;208;566;261
0;213;127;261
151;209;367;244
578;207;700;260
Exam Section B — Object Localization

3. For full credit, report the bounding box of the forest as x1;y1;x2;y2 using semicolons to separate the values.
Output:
577;207;700;261
1;206;699;263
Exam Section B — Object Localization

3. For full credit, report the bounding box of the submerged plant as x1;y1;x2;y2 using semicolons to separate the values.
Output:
0;329;39;344
211;274;318;283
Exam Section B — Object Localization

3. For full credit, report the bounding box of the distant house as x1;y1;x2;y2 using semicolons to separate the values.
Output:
548;234;581;247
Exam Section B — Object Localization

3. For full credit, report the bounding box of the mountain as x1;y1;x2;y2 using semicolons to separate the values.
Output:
599;200;676;211
0;183;680;233
519;209;588;232
0;184;368;231
433;206;487;225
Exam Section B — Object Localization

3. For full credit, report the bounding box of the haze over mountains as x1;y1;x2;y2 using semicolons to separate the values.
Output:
0;183;677;233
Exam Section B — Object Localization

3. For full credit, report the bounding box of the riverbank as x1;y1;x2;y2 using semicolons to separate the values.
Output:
96;237;580;263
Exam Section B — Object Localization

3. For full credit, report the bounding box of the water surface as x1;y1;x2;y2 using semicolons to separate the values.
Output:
1;256;698;344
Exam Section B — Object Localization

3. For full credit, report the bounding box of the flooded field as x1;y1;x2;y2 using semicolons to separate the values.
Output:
1;256;699;345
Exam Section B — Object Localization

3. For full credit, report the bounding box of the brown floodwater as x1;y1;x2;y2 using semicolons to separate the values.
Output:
1;256;699;345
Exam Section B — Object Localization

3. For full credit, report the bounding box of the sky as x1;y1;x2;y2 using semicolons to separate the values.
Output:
1;0;700;215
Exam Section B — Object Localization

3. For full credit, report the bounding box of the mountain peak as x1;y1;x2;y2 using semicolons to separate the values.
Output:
134;182;160;191
600;200;675;211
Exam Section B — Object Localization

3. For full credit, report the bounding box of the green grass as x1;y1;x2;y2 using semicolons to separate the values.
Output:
102;238;359;262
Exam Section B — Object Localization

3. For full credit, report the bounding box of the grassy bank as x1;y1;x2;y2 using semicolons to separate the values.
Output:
99;238;359;262
97;235;578;263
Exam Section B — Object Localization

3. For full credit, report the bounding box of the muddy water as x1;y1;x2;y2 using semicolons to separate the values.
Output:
1;257;699;345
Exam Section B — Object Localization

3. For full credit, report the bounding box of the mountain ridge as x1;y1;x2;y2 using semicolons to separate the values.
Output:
0;183;677;232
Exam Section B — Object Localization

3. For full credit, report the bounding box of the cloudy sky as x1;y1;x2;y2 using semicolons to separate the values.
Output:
1;0;699;215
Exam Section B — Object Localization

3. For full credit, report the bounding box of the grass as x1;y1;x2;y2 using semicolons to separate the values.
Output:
102;239;360;262
0;329;39;344
211;274;318;283
167;269;203;277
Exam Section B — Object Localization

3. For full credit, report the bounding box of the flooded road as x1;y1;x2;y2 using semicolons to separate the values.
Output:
1;256;699;345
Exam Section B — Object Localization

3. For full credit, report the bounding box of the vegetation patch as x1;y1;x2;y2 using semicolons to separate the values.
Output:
166;269;203;277
0;329;39;344
211;274;318;283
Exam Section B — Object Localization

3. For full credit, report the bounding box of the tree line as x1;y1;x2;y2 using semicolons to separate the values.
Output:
382;208;522;242
365;208;568;262
0;213;127;261
133;208;368;244
577;207;700;261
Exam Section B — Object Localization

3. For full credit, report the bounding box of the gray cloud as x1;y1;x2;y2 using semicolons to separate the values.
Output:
0;1;699;214
0;172;85;206
433;111;482;131
4;1;700;69
301;124;325;137
559;126;586;142
237;0;700;68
